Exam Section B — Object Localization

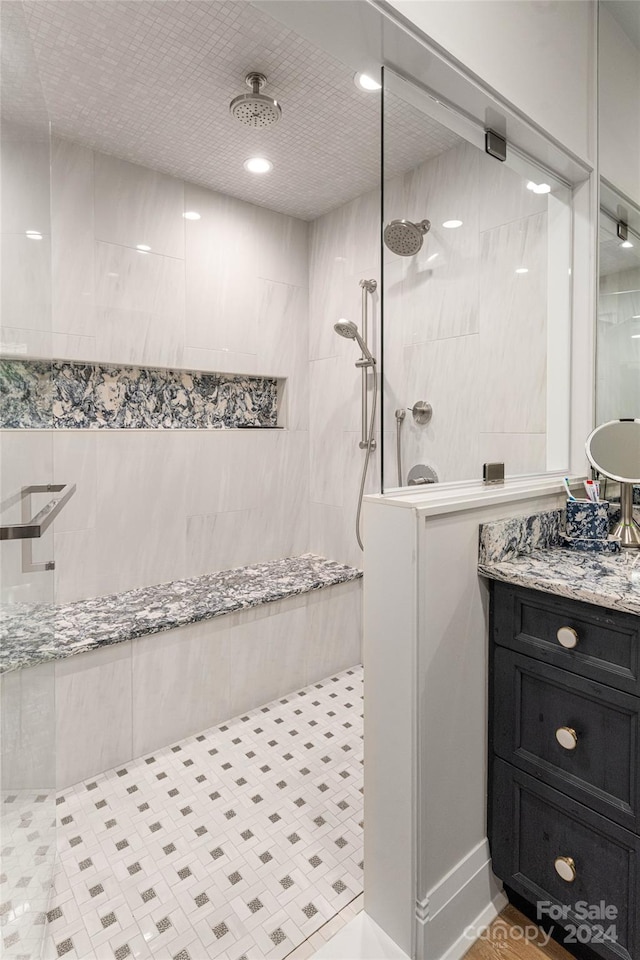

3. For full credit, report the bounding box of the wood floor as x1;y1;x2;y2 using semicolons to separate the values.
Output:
463;906;575;960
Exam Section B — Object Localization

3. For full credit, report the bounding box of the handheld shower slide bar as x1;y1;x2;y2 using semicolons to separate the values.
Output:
333;279;377;551
358;279;377;450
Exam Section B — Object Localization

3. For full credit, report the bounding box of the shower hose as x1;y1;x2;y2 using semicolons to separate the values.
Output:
355;367;378;551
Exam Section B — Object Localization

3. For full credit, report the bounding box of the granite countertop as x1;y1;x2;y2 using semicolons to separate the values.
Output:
0;554;362;675
478;509;640;617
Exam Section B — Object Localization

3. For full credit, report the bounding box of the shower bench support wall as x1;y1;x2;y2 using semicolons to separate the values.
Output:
1;561;362;791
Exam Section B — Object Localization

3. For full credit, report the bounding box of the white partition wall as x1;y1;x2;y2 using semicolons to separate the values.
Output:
363;479;573;960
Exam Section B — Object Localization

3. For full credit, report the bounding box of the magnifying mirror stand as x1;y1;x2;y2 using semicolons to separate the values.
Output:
612;483;640;549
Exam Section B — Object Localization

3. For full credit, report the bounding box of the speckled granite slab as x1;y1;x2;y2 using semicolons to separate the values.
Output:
479;508;640;616
479;547;640;617
478;509;564;564
0;555;362;674
0;359;278;428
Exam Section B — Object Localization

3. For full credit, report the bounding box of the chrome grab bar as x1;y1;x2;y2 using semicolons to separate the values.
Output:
0;483;76;541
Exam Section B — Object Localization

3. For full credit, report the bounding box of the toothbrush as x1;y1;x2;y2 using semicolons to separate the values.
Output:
585;480;599;502
563;477;576;500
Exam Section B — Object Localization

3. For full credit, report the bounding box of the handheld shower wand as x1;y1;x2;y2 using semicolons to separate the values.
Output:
333;320;375;365
333;311;377;551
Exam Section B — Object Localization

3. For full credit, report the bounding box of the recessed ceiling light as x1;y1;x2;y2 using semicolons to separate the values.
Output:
532;183;551;194
354;72;382;92
244;157;272;174
136;244;151;252
526;181;537;191
621;240;634;249
442;220;463;229
183;211;201;221
25;230;42;240
515;267;529;274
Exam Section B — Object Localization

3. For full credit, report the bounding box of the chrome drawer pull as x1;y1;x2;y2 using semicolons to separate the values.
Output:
554;856;577;883
555;726;578;750
557;626;579;649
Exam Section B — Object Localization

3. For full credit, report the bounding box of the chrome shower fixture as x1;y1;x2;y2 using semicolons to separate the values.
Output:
333;320;376;365
229;72;282;127
384;218;431;256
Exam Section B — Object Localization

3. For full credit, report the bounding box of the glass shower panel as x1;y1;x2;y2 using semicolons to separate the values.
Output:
1;6;57;958
380;69;573;490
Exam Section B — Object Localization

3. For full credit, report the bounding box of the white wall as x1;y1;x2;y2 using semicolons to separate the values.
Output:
385;0;597;167
2;139;311;603
599;5;640;204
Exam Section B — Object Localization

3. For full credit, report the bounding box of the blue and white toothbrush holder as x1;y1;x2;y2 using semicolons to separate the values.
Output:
565;499;610;540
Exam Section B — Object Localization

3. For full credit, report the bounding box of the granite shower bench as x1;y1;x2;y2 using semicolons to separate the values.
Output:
0;555;362;790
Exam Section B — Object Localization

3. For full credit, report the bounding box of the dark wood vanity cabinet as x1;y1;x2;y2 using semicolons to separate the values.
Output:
488;581;640;960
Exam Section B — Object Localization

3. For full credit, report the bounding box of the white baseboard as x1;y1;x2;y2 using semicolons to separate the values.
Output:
415;839;507;960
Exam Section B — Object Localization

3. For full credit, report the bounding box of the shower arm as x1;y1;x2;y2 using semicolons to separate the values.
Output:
358;279;377;450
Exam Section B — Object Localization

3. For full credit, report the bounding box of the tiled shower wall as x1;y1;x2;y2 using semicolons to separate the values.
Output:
3;132;556;592
307;139;551;568
1;139;310;603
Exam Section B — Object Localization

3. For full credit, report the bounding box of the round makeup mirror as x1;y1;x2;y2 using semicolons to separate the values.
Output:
586;419;640;548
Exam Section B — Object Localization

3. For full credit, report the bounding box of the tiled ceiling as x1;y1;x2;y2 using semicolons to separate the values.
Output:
10;0;462;220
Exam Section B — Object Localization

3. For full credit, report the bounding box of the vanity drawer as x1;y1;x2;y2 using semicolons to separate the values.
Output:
492;582;640;695
492;648;640;831
490;759;639;960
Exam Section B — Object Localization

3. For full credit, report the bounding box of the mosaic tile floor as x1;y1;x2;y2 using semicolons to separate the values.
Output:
26;666;363;960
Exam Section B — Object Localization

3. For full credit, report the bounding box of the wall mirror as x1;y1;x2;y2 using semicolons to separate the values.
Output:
596;2;640;427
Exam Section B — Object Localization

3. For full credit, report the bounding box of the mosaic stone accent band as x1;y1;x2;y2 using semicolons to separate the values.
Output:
0;359;279;429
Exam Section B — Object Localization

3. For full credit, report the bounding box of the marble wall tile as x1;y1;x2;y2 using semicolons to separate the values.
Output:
1;234;51;332
305;580;362;682
51;333;97;363
401;335;481;482
0;431;55;605
53;527;99;605
478;211;548;434
51;138;95;338
52;431;97;532
0;326;52;359
94;431;188;596
1;138;51;236
256;279;308;430
181;346;261;378
1;661;56;789
94;241;185;368
184;183;306;356
54;642;133;789
477;149;548;233
131;619;231;757
308;206;346;362
184;430;309;576
227;600;309;718
94;152;184;259
479;432;547;477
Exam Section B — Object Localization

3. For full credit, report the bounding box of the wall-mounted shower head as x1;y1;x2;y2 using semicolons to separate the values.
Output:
383;218;431;257
229;72;282;127
334;319;375;364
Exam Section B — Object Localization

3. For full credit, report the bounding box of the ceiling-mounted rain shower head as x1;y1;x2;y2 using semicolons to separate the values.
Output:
333;319;375;364
384;219;431;257
229;72;282;128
